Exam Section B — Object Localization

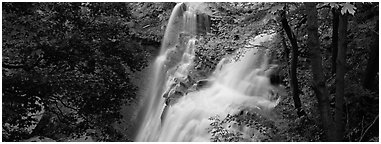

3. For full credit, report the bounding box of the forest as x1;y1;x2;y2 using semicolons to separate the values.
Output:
2;2;379;142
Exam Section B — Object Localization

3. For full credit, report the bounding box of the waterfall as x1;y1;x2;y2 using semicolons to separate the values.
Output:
135;3;280;142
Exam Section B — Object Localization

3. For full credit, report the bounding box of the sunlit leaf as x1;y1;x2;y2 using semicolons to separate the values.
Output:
269;4;284;14
328;2;340;8
341;2;356;15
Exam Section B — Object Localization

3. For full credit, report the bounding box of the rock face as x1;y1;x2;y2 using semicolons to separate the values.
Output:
161;75;192;121
196;13;211;35
163;76;194;106
161;72;215;121
162;76;213;106
159;10;211;121
193;79;212;90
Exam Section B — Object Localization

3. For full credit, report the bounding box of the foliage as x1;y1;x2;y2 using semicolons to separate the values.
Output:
192;2;275;79
2;2;165;141
208;115;243;142
2;2;378;142
208;111;278;142
318;2;357;15
127;2;176;41
202;2;378;142
268;2;379;142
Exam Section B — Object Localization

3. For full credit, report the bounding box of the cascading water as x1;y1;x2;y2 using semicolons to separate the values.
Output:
135;3;281;142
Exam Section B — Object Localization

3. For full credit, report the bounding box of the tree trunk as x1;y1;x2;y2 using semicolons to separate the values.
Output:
335;12;348;142
363;20;379;90
331;8;339;75
306;2;336;141
280;10;305;117
281;30;290;61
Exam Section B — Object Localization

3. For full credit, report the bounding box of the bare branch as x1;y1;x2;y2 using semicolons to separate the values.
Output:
2;63;25;69
53;102;76;126
317;5;331;10
51;95;80;111
359;115;379;142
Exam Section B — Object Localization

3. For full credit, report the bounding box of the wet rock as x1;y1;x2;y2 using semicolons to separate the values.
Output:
163;75;195;104
165;91;184;106
194;79;211;90
161;74;199;122
196;13;211;35
161;105;169;122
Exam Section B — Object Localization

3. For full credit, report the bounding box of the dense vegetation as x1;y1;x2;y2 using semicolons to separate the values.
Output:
2;2;379;142
2;2;172;141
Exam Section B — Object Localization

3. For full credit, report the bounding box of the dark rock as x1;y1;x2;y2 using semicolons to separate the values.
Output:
195;79;211;90
165;90;184;106
196;13;211;35
161;105;169;122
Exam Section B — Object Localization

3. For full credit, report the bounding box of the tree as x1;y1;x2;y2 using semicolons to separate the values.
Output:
362;20;379;90
2;2;165;141
278;5;305;117
306;2;336;141
331;8;339;75
335;11;348;141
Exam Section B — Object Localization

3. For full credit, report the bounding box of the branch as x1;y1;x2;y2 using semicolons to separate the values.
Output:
51;95;80;111
294;15;307;30
53;102;76;126
359;115;379;142
3;56;44;70
243;45;269;49
49;108;66;123
317;5;331;10
2;63;24;69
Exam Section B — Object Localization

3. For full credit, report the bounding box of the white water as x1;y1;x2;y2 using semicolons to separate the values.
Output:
135;3;280;142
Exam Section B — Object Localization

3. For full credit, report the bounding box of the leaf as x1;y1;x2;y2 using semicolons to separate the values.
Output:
328;2;340;8
289;5;297;11
341;3;356;15
269;4;284;14
317;3;328;8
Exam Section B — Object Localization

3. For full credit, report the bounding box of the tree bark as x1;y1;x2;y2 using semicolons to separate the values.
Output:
280;30;290;61
363;20;379;90
335;12;348;142
280;10;305;117
306;2;336;141
331;8;339;75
